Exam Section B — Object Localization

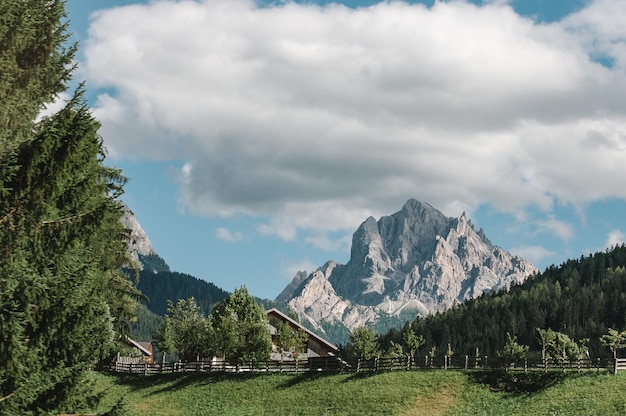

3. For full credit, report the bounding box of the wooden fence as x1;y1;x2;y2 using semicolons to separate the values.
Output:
109;358;331;375
614;358;626;374
108;355;617;375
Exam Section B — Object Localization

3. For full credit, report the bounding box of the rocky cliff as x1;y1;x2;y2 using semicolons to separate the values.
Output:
121;204;169;273
277;199;537;336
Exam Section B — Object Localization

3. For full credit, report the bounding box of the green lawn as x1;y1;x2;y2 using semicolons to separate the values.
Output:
84;369;626;416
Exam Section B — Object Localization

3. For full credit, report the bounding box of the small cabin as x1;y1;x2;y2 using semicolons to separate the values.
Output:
118;335;154;364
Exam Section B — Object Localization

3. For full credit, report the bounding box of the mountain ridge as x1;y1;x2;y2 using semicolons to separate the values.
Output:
278;199;537;340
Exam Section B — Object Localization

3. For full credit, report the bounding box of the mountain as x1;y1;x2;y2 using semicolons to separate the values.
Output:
121;204;170;273
278;199;537;341
120;204;230;341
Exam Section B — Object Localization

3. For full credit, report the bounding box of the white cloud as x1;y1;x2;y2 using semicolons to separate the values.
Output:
535;217;575;242
304;232;352;252
258;217;297;241
509;245;555;267
281;259;318;282
37;92;71;122
604;229;626;249
216;227;243;242
84;0;626;237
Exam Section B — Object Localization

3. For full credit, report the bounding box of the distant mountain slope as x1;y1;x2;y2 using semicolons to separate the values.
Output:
381;245;626;359
121;204;230;324
137;269;230;316
278;199;537;342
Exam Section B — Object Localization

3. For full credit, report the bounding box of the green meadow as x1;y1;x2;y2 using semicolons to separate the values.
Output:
87;369;626;416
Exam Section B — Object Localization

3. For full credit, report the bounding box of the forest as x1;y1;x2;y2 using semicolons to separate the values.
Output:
378;245;626;361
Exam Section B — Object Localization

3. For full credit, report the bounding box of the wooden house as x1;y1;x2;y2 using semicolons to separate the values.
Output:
266;308;339;361
118;335;154;364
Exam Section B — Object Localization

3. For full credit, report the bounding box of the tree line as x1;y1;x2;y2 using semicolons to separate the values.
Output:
356;245;626;364
153;287;311;365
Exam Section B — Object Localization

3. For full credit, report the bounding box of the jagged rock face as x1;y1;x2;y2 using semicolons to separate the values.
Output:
275;270;309;304
286;262;380;333
281;199;537;336
120;204;156;269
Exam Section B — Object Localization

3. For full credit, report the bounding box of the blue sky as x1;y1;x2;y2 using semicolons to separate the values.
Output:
63;0;626;299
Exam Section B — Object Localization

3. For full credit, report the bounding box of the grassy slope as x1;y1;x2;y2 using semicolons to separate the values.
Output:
87;370;626;416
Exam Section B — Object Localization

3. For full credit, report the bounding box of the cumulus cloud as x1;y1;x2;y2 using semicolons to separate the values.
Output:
84;0;626;239
535;217;575;242
604;229;626;249
509;245;556;266
37;92;71;122
281;259;318;282
216;227;243;242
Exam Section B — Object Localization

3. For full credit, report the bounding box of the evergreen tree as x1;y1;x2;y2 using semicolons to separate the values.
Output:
0;1;140;413
0;0;75;155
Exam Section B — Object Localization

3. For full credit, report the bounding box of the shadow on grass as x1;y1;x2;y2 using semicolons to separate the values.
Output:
278;371;348;388
467;370;572;394
109;371;268;395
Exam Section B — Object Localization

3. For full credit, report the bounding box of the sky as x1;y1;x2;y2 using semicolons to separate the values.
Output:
62;0;626;300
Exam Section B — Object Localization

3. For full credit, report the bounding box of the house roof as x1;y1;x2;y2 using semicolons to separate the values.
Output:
266;308;339;353
123;336;153;357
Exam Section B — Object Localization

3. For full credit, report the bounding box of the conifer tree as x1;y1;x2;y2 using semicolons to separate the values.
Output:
0;0;75;155
0;1;140;413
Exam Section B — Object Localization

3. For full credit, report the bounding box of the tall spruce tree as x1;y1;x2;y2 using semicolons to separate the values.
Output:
0;1;140;413
0;0;75;155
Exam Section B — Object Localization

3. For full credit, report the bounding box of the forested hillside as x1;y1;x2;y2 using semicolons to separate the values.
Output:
137;269;230;316
380;245;626;360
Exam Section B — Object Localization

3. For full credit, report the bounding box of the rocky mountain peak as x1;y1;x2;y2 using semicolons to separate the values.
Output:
120;203;169;273
279;199;537;340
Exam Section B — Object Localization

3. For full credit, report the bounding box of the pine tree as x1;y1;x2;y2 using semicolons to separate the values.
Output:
0;1;140;413
0;0;75;156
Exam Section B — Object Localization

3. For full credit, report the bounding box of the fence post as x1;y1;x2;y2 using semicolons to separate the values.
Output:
614;359;618;375
464;355;468;370
524;358;527;373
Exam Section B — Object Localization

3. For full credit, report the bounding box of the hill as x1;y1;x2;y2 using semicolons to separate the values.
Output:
136;267;230;316
379;245;626;359
87;370;626;415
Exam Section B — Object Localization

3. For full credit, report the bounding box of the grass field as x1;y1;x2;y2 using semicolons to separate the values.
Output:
85;369;626;415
